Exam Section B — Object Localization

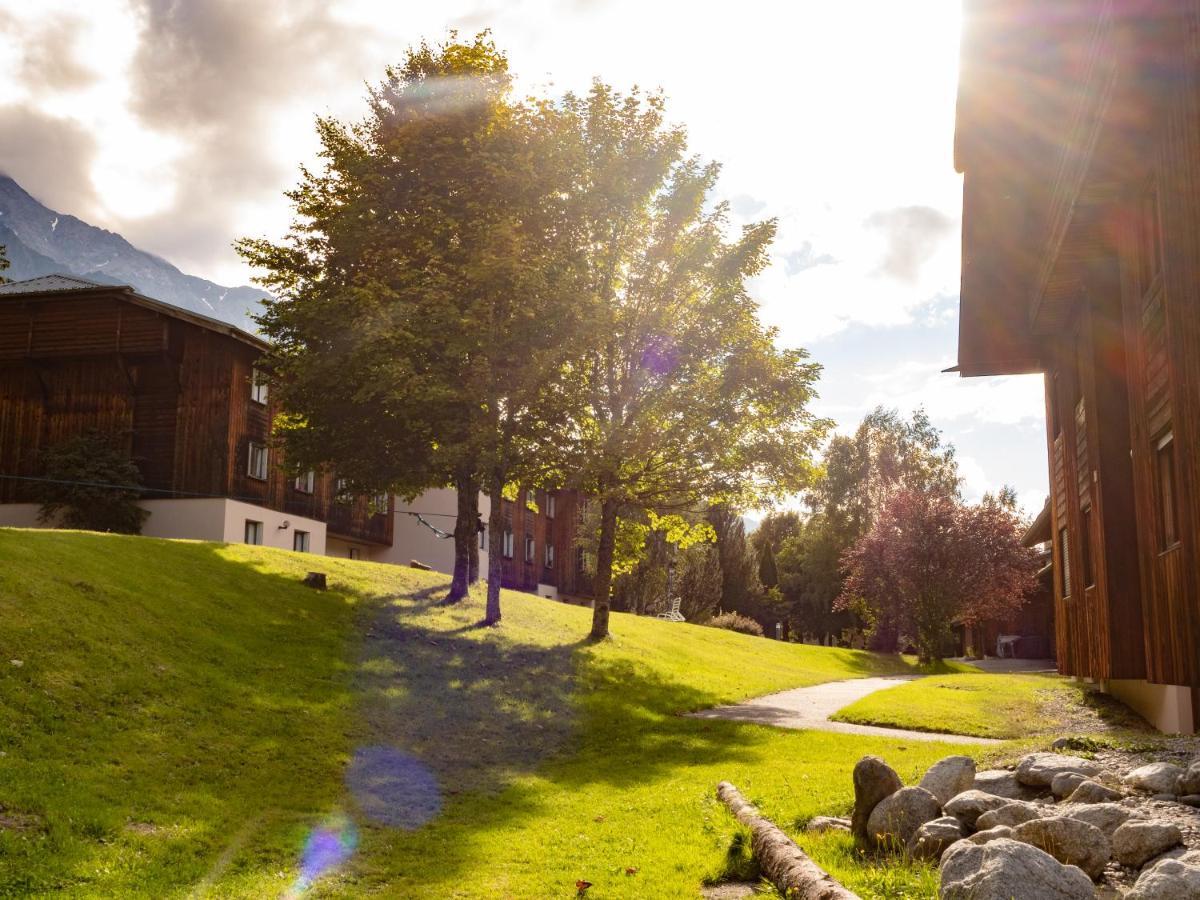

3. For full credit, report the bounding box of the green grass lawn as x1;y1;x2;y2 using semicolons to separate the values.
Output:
830;673;1088;740
0;529;993;898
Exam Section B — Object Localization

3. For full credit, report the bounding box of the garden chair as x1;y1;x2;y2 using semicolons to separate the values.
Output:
656;596;685;622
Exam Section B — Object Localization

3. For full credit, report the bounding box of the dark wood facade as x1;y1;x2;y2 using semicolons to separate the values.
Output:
498;487;592;597
0;277;390;546
956;1;1200;721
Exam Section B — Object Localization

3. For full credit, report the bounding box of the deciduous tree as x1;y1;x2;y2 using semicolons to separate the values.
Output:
836;487;1039;663
562;84;829;640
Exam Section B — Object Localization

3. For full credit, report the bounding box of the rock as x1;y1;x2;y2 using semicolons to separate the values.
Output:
1127;849;1200;900
1151;793;1177;802
1123;762;1184;795
1051;772;1090;799
805;816;850;834
1111;821;1183;868
976;802;1044;830
1015;753;1102;787
973;769;1043;801
866;786;941;850
1065;780;1123;804
852;755;902;844
967;825;1014;845
944;790;1012;829
1012;816;1110;880
1178;794;1200;808
920;756;977;806
907;815;965;862
1178;760;1200;796
1058;802;1137;837
939;838;1094;900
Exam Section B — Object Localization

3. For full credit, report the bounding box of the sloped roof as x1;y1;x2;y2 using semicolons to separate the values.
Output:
0;273;266;350
0;273;112;294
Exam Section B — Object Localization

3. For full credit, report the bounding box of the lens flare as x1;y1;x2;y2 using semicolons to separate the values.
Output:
345;745;442;829
290;813;358;895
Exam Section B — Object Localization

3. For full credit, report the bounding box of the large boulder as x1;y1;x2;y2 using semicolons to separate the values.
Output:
1065;780;1123;804
920;756;977;806
1123;761;1184;794
1178;759;1200;796
866;785;941;850
975;801;1044;831
907;815;966;862
1127;849;1200;900
944;790;1011;829
852;755;902;844
1058;801;1136;837
1111;820;1183;868
1012;816;1110;880
1015;753;1102;788
973;769;1042;801
1050;772;1089;799
939;838;1094;900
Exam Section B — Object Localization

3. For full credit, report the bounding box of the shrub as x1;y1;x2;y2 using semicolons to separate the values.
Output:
707;612;764;637
36;431;149;534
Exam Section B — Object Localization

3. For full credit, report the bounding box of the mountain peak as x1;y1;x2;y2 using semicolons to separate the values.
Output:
0;175;267;330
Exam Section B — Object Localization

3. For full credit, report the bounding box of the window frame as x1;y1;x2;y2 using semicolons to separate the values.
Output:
293;530;310;553
293;470;315;494
244;520;263;545
524;533;536;564
1155;431;1180;551
502;529;514;559
546;494;556;519
544;541;555;568
250;368;269;405
247;441;268;481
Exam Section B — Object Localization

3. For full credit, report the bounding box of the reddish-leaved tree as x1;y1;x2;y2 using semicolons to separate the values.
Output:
836;488;1039;663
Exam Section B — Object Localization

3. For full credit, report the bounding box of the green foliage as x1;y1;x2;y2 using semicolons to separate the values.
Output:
708;611;765;637
0;530;970;898
0;244;9;283
34;431;149;534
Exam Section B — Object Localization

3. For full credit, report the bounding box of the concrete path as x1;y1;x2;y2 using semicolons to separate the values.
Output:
689;676;1001;745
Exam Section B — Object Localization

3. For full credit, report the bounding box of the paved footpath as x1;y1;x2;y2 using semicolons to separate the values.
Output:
688;675;1002;745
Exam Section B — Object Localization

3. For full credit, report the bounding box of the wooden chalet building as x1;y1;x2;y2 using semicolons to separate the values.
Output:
955;0;1199;731
0;275;389;556
0;275;590;597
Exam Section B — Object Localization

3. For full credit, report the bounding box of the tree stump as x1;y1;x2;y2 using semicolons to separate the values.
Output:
717;781;860;900
302;572;327;590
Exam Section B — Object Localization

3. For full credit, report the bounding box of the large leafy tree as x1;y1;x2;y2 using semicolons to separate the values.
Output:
563;84;829;640
238;35;588;620
778;407;961;648
837;487;1039;663
36;431;149;534
0;244;9;283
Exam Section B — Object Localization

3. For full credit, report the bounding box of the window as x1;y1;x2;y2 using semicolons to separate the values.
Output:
546;493;556;519
544;542;555;568
294;470;315;494
244;520;263;545
479;527;487;551
502;529;514;559
247;442;268;480
524;534;535;563
1155;432;1179;550
334;477;351;503
371;492;389;515
526;488;537;510
348;547;362;560
250;368;269;404
293;530;310;553
1081;507;1095;588
1059;526;1072;598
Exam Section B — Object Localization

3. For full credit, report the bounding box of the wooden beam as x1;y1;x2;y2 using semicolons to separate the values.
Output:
716;781;860;900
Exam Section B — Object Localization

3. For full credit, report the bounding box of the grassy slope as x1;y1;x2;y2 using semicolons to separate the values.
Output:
830;673;1082;739
0;530;989;899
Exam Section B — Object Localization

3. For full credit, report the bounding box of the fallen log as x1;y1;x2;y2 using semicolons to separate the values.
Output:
716;781;861;900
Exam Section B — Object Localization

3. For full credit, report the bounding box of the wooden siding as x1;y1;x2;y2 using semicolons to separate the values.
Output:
498;487;590;597
0;289;391;548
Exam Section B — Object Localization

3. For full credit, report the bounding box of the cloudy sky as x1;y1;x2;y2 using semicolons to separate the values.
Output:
0;0;1049;512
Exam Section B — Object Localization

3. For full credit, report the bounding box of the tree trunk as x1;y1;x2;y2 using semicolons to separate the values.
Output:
589;498;619;640
447;470;476;603
484;468;505;625
717;781;861;900
468;486;481;585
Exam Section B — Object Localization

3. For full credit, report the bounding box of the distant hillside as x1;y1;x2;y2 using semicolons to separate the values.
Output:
0;175;268;330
